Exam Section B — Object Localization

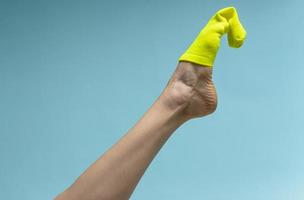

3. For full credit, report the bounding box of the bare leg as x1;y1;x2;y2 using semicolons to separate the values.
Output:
55;61;217;200
55;6;247;199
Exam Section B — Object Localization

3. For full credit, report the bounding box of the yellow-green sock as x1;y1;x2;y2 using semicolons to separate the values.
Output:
179;7;247;67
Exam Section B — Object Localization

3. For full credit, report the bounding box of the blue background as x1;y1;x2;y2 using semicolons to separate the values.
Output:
1;0;304;199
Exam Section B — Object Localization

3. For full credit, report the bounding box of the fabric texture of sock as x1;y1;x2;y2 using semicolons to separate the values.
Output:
179;7;247;67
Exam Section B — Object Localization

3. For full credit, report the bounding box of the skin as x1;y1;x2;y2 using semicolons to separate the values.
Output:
55;61;217;200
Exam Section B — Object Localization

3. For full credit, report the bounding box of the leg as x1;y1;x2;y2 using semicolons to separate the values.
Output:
54;62;217;200
55;7;246;200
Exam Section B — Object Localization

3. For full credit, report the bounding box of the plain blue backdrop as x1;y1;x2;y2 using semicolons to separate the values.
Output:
1;0;304;199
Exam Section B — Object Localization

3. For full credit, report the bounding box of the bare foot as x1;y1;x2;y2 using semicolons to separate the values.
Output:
161;61;217;120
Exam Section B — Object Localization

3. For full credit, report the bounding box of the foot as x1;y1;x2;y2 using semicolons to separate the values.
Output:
161;62;217;120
